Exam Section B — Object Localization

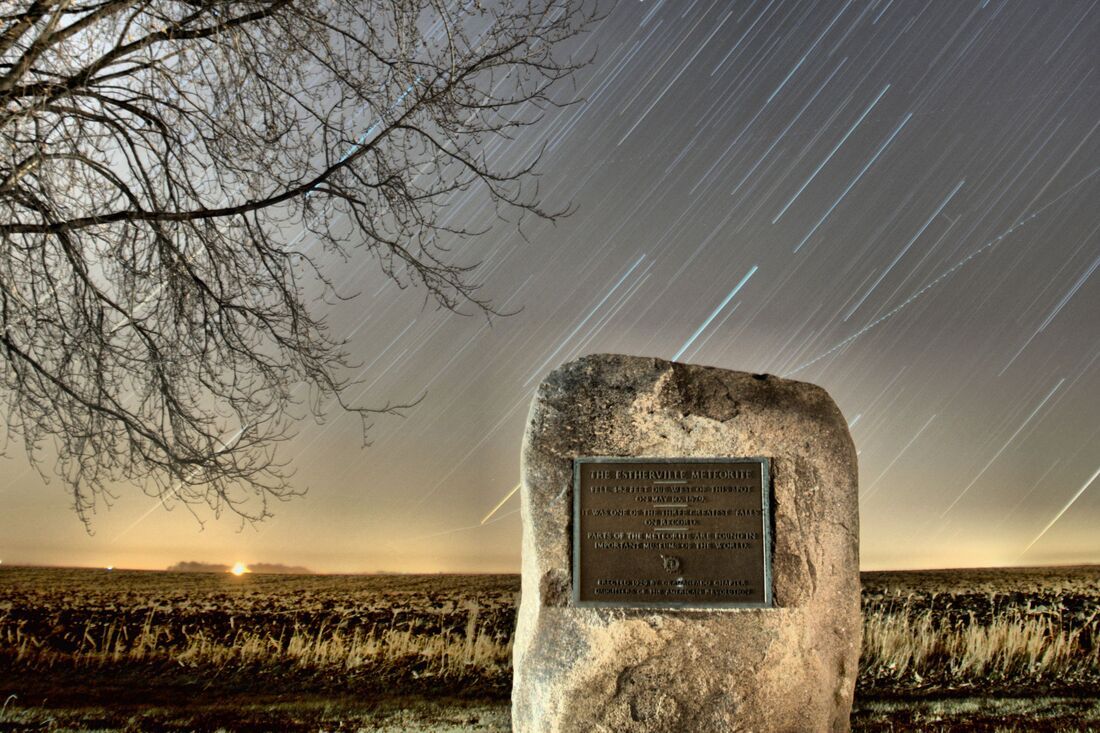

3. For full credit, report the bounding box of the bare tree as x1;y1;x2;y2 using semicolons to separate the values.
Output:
0;0;596;527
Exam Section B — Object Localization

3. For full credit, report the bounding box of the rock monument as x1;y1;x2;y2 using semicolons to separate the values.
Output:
512;354;860;733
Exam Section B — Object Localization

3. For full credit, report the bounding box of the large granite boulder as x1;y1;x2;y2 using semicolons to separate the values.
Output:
512;354;860;733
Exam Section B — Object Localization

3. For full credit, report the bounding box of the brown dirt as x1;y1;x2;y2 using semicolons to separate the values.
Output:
2;565;1098;731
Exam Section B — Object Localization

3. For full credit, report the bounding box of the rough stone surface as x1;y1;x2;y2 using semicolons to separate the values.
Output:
511;354;860;733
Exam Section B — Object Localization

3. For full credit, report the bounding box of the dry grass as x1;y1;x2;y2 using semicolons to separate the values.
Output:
2;566;1098;696
4;604;510;681
3;567;1099;731
174;619;509;677
6;600;1097;690
860;600;1100;688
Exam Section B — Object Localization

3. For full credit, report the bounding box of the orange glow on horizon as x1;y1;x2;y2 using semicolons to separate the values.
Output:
229;562;251;576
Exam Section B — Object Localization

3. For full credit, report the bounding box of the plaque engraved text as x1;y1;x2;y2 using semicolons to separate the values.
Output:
573;457;772;607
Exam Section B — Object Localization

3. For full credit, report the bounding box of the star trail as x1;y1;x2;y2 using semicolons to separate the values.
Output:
3;0;1098;573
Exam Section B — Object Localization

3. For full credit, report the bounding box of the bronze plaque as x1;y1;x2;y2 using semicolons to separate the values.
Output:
573;457;772;607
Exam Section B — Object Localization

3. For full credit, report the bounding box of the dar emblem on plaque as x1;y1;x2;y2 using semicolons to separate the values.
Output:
659;554;682;574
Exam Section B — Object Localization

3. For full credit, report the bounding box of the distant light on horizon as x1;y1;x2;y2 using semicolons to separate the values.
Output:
230;562;251;576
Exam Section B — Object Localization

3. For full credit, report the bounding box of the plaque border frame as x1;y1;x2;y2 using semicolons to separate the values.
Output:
572;456;773;609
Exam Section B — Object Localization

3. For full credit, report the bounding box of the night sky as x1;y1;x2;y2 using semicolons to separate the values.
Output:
3;0;1098;573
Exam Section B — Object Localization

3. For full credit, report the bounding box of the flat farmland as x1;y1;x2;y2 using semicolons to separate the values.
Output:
1;566;1098;731
0;570;518;702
